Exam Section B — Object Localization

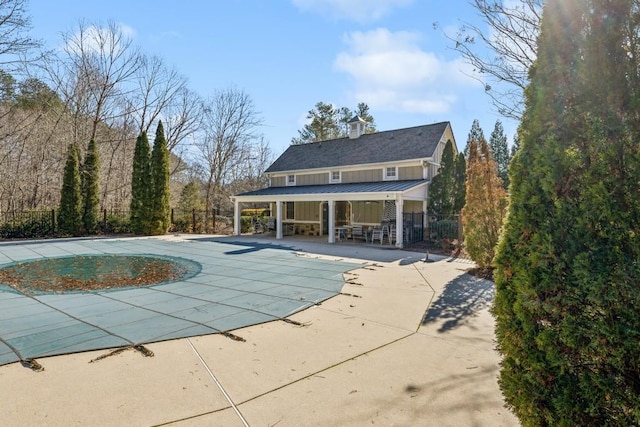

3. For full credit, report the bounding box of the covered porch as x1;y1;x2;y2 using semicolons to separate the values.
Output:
232;180;429;248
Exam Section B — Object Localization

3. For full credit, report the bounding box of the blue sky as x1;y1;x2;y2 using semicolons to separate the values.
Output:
28;0;519;156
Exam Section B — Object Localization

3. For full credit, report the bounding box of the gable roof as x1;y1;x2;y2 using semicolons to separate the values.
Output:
265;121;450;173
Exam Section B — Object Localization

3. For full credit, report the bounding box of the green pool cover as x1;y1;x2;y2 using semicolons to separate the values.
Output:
0;237;360;367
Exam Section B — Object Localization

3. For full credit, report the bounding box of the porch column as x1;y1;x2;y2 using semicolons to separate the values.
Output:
276;201;283;239
328;200;335;244
233;198;241;236
395;197;404;248
422;200;428;229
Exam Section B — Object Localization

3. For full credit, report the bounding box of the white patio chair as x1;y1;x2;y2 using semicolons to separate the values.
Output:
351;225;364;241
371;227;384;245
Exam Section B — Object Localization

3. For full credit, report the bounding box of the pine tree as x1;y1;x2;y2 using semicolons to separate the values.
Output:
428;139;457;214
81;139;100;233
58;144;83;236
464;119;485;157
493;0;640;424
130;132;150;234
489;120;509;189
509;134;520;159
149;121;170;235
461;138;507;270
292;102;376;144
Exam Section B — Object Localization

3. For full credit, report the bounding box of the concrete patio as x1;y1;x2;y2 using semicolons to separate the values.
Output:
0;235;518;426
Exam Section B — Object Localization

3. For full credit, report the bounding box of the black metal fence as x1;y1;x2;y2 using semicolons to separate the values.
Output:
402;212;425;244
0;209;234;239
425;213;464;253
0;210;56;239
0;209;464;253
399;212;464;253
401;212;464;249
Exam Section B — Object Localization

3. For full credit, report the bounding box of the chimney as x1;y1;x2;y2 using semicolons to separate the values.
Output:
348;115;366;139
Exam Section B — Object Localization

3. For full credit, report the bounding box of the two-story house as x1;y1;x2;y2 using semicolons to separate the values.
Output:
231;117;457;248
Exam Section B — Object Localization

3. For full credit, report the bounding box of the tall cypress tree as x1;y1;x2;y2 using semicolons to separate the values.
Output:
493;0;640;424
489;120;509;189
461;138;506;270
130;132;150;234
428;139;457;214
58;144;83;236
81;139;100;234
453;152;466;213
149;121;170;235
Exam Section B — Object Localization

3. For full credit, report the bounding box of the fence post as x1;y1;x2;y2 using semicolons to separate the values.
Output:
51;209;56;235
212;208;216;233
103;209;107;232
192;208;196;233
170;208;174;227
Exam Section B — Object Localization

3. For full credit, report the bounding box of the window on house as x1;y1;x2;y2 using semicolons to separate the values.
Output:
330;171;341;183
287;174;296;186
384;166;398;180
285;202;294;220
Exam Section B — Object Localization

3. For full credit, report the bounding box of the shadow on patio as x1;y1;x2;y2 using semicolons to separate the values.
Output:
422;273;495;333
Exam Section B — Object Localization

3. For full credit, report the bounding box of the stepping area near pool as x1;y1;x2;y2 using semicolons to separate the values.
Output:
0;235;518;426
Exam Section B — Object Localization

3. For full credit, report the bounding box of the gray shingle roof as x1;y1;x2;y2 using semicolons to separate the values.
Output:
265;121;450;173
236;180;427;197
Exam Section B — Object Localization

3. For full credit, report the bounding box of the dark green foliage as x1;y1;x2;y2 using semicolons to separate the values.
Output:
0;211;53;239
149;121;170;235
509;134;520;159
130;132;150;234
0;70;16;103
429;139;462;214
493;0;640;424
178;181;204;212
240;216;253;233
429;219;458;241
81;139;100;233
489;120;510;189
453;153;466;212
103;213;132;234
291;101;376;144
16;77;62;110
464;119;485;157
58;144;83;236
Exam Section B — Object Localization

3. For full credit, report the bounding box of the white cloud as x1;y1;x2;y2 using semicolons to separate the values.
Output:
334;28;477;115
292;0;412;23
64;22;137;55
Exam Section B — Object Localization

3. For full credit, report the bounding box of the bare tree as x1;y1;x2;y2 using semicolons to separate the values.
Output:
163;87;202;153
445;0;542;120
57;21;143;144
193;87;263;227
131;55;185;134
225;136;274;206
0;0;41;68
127;56;202;181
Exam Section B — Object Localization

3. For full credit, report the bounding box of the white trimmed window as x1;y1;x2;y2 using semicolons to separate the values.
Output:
286;174;296;186
384;166;398;181
330;170;341;183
